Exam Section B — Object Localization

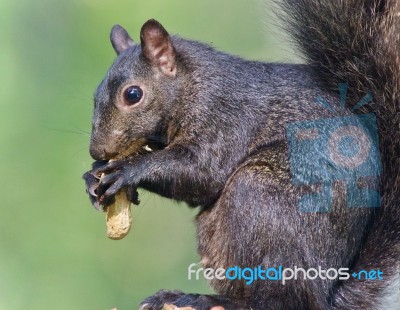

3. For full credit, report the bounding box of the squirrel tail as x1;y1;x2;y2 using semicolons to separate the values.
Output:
279;0;400;308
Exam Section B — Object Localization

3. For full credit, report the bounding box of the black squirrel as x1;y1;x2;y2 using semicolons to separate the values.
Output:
83;0;400;309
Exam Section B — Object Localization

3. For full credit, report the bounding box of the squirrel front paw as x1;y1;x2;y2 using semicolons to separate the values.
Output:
139;290;245;310
92;159;140;206
82;160;139;210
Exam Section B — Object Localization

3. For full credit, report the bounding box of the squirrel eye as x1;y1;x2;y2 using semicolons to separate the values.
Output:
123;86;143;105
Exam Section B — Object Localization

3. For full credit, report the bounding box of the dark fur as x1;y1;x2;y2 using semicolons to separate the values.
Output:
83;1;400;309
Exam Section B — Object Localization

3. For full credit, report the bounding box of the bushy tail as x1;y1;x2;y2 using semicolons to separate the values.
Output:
279;0;400;308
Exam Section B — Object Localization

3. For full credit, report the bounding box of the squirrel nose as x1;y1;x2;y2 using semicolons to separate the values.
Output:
89;145;106;160
89;146;118;160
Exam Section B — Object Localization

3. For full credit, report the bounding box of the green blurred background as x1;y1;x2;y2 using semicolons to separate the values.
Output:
0;0;294;309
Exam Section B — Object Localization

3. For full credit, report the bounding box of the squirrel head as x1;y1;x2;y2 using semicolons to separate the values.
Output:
90;19;180;160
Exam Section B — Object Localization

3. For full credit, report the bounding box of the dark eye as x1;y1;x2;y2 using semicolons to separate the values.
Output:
123;86;143;105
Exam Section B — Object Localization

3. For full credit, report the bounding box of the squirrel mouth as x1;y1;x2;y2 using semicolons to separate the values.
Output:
113;137;165;160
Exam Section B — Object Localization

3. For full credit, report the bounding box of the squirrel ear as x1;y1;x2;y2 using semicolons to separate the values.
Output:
110;25;135;55
140;19;176;77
